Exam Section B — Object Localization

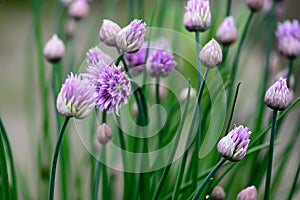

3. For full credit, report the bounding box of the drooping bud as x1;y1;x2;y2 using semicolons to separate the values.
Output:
264;77;292;111
276;19;300;59
68;0;89;21
217;125;251;162
99;19;121;47
236;186;257;200
245;0;264;12
199;39;223;68
57;73;95;119
216;16;238;46
43;34;65;63
184;0;211;32
116;19;146;53
210;185;226;200
95;123;112;144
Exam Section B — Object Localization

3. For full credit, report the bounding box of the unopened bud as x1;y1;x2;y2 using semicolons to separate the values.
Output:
68;0;89;21
99;19;121;47
236;186;257;200
210;185;226;200
43;34;65;63
95;123;112;145
216;16;238;46
199;39;223;68
245;0;264;12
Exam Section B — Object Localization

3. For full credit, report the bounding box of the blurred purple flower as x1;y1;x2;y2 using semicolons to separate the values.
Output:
184;0;211;32
43;34;65;63
56;73;95;119
68;0;89;21
217;125;251;162
86;47;113;67
124;42;148;75
236;186;257;200
116;19;146;53
276;19;300;59
216;16;238;46
147;49;176;77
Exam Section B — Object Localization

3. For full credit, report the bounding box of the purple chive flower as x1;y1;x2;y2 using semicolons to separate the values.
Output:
276;20;300;59
56;73;95;119
264;77;292;111
124;42;148;75
146;49;177;77
86;47;113;67
236;186;257;200
184;0;211;32
43;34;65;63
116;19;146;53
199;39;223;68
216;16;238;46
91;65;131;114
68;0;89;21
99;19;121;47
217;125;251;162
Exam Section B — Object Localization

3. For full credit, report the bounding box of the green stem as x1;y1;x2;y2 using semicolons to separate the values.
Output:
226;0;232;16
0;118;11;200
287;154;300;200
152;83;191;200
225;82;241;135
287;58;293;88
129;0;135;21
227;12;253;107
172;69;209;200
156;77;162;144
264;110;278;200
192;31;201;191
191;159;226;200
102;146;109;200
48;117;71;200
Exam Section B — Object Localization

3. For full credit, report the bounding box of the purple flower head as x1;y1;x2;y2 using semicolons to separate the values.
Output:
199;39;223;68
93;65;131;114
264;77;292;111
68;0;89;21
184;0;211;32
217;125;251;162
216;16;238;46
99;19;121;47
276;20;300;59
147;49;177;77
57;73;95;119
116;19;146;53
236;186;257;200
43;34;65;63
124;42;148;75
86;47;113;67
210;185;226;200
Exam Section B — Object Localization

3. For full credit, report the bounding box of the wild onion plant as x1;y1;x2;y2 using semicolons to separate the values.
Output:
1;0;300;200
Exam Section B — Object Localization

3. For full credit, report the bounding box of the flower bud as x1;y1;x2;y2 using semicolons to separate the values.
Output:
95;123;112;145
65;19;75;40
57;73;95;119
276;20;300;59
199;39;223;68
116;19;146;53
216;16;238;46
264;77;292;111
217;125;251;162
276;68;295;89
184;0;211;32
210;185;226;200
180;87;196;101
68;0;89;21
245;0;264;12
99;19;121;47
132;102;139;117
236;186;257;200
43;34;65;63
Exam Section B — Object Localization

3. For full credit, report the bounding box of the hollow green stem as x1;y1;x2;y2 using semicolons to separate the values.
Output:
192;158;226;200
152;83;191;200
172;69;209;200
264;110;278;200
287;58;294;88
102;146;109;200
227;12;253;107
226;0;232;16
287;154;300;200
48;116;71;200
